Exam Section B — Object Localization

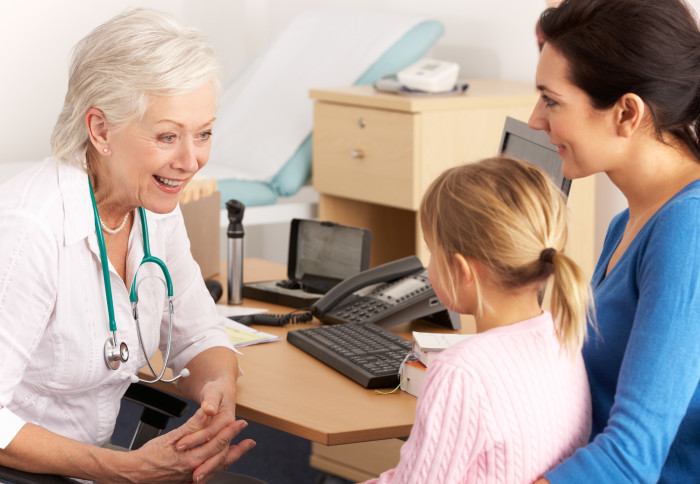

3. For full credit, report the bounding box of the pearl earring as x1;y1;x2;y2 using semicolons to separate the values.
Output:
103;148;108;153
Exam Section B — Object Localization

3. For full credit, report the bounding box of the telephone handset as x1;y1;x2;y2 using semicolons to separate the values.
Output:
311;255;461;330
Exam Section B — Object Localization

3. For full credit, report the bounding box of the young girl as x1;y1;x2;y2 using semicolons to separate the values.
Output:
364;156;592;484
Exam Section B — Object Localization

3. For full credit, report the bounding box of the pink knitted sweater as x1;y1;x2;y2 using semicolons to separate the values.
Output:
363;311;591;484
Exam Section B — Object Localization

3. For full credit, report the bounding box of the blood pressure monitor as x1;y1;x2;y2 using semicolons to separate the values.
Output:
397;59;460;93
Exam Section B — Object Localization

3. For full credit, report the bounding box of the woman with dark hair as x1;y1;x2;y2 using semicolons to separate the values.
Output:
529;0;700;482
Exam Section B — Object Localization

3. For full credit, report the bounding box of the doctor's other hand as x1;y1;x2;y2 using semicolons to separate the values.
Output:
200;375;239;421
121;407;255;483
173;375;240;454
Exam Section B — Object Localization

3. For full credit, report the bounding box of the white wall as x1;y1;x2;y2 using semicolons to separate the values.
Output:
262;0;546;83
0;0;257;163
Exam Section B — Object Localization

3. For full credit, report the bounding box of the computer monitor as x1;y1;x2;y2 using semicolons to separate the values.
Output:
498;116;571;197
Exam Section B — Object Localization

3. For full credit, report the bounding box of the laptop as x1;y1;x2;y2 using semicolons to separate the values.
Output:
499;116;571;197
242;218;372;308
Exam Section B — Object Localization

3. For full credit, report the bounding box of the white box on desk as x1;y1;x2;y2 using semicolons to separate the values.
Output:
412;331;473;366
400;359;427;397
181;190;221;280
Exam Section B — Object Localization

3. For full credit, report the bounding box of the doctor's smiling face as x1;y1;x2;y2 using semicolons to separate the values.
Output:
91;81;217;215
528;44;617;180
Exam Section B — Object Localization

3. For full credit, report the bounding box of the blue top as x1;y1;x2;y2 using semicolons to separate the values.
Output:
547;180;700;483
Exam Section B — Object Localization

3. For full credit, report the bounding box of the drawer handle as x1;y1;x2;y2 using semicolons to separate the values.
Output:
350;149;365;159
358;118;366;128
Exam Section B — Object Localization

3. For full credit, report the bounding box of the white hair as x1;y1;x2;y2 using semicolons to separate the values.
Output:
51;8;222;165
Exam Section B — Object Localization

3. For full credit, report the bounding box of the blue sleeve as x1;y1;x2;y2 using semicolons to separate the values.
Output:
546;197;700;482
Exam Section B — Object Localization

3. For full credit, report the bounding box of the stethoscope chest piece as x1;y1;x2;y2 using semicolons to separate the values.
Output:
104;336;129;370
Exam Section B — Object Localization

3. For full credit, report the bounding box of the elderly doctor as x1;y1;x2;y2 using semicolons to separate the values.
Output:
0;9;260;484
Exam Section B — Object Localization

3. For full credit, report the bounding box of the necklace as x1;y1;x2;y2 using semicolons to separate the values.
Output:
100;212;130;235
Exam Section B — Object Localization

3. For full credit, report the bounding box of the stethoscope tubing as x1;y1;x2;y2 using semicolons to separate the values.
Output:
88;176;186;384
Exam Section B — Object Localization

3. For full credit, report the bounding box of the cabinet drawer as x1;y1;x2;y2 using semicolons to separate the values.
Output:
313;102;419;209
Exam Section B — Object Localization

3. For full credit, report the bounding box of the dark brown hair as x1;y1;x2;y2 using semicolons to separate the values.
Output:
539;0;700;160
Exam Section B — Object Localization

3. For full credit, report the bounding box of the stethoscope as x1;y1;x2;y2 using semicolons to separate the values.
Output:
88;176;189;384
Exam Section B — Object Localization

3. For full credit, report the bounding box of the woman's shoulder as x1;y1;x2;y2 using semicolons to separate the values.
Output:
0;158;63;213
0;158;58;198
0;158;65;247
661;179;700;209
646;179;700;236
668;179;700;204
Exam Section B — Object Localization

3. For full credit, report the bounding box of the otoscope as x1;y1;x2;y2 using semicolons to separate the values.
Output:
226;199;245;305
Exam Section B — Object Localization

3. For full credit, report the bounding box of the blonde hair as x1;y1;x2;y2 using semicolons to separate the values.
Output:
51;8;222;165
419;156;593;353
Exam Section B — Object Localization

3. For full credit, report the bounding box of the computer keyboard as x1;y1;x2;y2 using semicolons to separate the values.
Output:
286;322;412;388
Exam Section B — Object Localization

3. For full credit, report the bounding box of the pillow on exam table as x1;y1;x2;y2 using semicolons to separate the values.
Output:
208;15;445;208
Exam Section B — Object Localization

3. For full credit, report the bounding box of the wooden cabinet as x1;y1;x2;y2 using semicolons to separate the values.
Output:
313;102;419;209
310;81;596;279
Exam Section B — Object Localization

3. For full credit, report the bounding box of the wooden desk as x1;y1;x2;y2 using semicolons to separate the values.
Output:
142;258;466;446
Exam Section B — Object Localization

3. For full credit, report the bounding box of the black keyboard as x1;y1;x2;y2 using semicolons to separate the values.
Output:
286;322;412;388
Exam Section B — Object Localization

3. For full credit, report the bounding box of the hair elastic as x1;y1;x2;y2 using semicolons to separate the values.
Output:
540;248;557;264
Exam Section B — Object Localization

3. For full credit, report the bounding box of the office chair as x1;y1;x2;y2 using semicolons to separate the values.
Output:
0;382;188;484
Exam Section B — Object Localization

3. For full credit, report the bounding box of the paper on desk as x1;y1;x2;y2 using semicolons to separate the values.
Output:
215;304;268;318
224;317;280;347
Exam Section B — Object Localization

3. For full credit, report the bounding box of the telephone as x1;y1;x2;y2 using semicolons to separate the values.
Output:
311;255;461;330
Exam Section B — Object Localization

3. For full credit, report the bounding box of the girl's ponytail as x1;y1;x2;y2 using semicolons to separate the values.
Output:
547;249;594;355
